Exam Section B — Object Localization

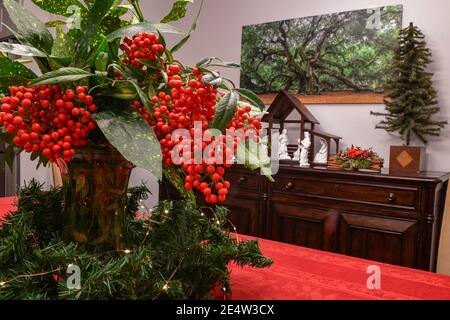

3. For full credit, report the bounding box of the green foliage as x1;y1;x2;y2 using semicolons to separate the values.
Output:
0;181;272;300
210;91;239;132
371;23;447;145
235;88;265;111
31;0;86;17
93;109;162;180
0;57;37;92
0;42;47;57
75;0;116;64
106;22;184;42
161;0;193;23
31;67;93;86
3;0;53;53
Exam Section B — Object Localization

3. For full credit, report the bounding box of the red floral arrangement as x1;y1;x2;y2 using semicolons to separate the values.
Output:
337;145;384;170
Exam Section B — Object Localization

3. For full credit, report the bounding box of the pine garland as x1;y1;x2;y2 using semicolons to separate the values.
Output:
0;180;272;300
371;23;447;145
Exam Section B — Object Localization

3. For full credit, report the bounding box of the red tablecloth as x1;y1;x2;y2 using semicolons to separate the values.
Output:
0;196;16;222
227;234;450;300
2;196;450;300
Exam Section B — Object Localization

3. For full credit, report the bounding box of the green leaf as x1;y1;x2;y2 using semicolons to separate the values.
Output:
196;57;240;69
106;21;184;41
236;140;273;181
171;0;203;53
49;26;76;69
52;26;76;58
4;144;17;172
0;42;47;57
0;76;30;94
139;58;162;71
235;88;266;111
31;67;93;85
161;0;193;23
0;57;36;92
0;57;37;79
98;85;137;100
95;52;109;71
76;0;115;63
45;20;69;28
31;0;86;16
93;109;162;179
86;37;110;68
210;91;238;132
130;81;151;108
3;0;53;53
123;65;146;81
165;48;174;64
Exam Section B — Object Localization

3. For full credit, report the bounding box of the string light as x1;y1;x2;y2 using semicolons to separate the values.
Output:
164;209;169;214
0;281;6;287
123;249;131;254
162;283;169;291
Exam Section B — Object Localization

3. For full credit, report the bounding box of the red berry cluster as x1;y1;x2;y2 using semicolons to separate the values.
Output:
120;32;165;69
0;85;97;163
132;63;262;204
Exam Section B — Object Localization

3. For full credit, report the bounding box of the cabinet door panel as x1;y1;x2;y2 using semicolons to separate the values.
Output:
224;197;260;237
338;212;418;267
271;203;338;251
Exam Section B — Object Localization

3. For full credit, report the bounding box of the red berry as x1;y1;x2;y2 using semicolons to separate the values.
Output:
71;108;80;116
13;116;23;125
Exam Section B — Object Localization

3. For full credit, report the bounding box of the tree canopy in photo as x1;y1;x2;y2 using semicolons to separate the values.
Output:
240;5;402;95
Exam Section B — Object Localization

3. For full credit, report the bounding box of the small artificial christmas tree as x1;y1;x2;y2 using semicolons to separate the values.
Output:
371;22;447;145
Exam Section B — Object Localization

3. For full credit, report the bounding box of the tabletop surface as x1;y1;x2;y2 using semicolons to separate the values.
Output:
2;196;450;300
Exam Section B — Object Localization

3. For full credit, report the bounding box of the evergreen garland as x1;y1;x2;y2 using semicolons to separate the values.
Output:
371;23;447;145
0;180;272;300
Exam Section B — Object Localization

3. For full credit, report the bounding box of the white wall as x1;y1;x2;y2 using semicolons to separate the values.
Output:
151;0;450;171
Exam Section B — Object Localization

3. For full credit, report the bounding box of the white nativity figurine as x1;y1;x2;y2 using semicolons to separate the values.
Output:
292;139;301;161
299;132;311;167
278;128;292;160
313;138;328;164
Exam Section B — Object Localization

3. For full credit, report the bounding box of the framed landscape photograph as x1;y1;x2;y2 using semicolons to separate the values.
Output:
240;5;403;104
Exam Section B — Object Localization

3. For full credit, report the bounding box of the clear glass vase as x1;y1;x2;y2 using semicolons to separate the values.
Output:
59;144;134;250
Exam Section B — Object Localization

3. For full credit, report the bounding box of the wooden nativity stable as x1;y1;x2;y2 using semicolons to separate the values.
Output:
262;90;342;166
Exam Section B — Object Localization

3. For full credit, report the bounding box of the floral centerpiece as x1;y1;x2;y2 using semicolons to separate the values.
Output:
0;0;272;299
336;145;384;171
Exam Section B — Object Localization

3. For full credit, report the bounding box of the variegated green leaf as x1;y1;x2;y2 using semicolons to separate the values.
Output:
93;109;162;179
3;0;53;53
161;0;193;23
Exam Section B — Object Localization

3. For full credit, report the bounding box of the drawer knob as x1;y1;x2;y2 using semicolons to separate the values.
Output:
388;193;396;203
238;176;246;184
285;182;294;190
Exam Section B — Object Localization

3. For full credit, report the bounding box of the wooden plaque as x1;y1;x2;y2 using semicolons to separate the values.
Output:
389;145;425;176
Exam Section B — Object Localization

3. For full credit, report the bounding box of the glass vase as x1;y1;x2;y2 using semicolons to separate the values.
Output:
59;144;134;250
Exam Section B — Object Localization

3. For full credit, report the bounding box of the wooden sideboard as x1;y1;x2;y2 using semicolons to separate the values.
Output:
220;165;449;271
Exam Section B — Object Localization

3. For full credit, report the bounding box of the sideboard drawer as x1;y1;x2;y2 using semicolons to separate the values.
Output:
273;176;419;211
224;170;260;192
